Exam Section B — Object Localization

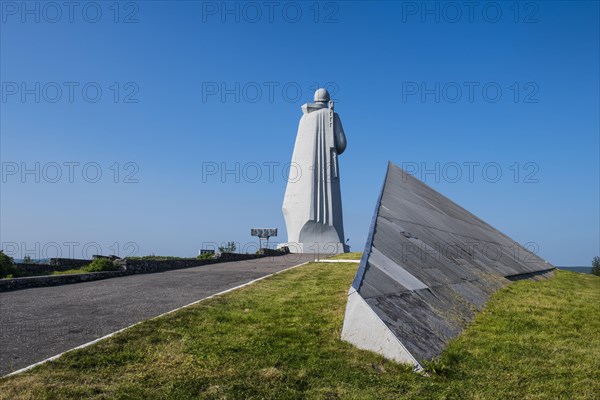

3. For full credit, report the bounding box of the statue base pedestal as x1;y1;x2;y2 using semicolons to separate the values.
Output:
278;242;349;255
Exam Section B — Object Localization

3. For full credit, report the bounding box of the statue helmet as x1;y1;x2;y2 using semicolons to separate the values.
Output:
313;88;330;103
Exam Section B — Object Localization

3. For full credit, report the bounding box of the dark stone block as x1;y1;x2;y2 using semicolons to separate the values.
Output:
349;162;555;364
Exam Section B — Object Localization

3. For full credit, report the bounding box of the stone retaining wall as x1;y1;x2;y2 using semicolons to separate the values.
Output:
13;259;93;276
13;263;56;275
1;252;290;292
0;271;126;292
116;258;218;273
50;258;92;269
116;253;278;273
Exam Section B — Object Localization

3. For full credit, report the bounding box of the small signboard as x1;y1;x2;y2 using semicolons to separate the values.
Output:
250;228;278;248
250;228;277;239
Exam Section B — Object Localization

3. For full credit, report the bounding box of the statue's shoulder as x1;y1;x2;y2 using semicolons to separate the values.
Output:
301;103;328;115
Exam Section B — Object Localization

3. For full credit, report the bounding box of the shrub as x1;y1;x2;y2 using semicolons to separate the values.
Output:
84;258;119;272
0;251;17;278
197;252;214;260
219;241;237;253
592;256;600;276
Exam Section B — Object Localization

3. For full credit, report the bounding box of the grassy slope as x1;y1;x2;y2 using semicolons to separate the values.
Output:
0;264;598;399
50;269;88;276
326;252;363;260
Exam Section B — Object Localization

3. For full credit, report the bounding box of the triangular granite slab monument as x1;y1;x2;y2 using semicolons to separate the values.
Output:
342;162;554;369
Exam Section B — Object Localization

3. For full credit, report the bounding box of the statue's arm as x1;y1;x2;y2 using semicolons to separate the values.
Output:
334;113;347;155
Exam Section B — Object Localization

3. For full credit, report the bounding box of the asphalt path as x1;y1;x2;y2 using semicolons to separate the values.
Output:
0;254;315;376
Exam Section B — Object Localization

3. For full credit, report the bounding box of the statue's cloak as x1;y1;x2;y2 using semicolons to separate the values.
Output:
282;102;347;246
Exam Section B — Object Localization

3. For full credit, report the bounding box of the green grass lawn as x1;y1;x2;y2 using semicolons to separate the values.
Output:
326;252;363;260
50;269;88;276
1;263;598;399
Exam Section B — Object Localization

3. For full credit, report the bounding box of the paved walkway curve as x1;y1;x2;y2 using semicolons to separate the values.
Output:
0;254;315;376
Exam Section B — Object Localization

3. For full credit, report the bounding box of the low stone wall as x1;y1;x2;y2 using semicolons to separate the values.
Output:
257;248;289;256
1;252;289;292
0;271;126;292
50;258;92;269
117;253;277;274
116;258;218;273
218;252;275;262
13;263;55;275
13;259;92;276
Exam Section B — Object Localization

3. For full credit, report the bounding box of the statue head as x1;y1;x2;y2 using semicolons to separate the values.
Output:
313;88;330;103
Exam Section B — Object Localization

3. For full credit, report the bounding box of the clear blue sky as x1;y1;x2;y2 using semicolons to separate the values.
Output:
1;1;598;265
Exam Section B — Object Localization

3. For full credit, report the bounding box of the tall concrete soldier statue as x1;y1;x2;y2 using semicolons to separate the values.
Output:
281;88;348;254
